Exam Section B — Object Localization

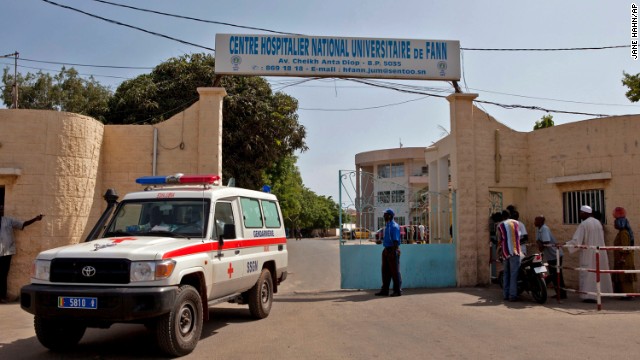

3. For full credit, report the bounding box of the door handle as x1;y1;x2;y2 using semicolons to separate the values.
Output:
235;250;240;255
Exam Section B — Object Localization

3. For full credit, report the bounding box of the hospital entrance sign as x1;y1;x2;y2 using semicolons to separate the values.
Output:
215;34;460;81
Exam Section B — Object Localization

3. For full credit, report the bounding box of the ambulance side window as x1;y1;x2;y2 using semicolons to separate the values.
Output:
262;200;281;228
213;202;235;240
240;197;263;228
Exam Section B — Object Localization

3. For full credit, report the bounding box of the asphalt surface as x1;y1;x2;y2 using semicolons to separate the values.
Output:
1;238;639;359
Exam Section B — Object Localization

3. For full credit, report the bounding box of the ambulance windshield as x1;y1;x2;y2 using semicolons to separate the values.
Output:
104;199;210;239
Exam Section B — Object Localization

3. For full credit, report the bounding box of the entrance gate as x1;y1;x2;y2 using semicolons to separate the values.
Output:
338;170;456;289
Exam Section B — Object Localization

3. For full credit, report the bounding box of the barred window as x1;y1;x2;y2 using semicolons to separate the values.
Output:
377;191;390;204
377;163;405;178
377;190;405;204
562;189;605;224
391;190;405;203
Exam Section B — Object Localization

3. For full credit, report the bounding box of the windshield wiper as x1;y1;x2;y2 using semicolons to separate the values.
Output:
104;230;132;237
143;230;189;239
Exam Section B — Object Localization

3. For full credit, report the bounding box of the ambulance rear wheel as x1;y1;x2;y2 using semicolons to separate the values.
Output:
34;316;86;351
155;285;203;357
248;268;273;319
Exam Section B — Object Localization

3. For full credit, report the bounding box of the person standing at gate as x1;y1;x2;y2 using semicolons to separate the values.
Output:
612;207;636;298
535;215;567;299
565;205;613;302
375;208;402;297
511;210;528;256
0;205;44;303
497;210;522;301
418;223;425;243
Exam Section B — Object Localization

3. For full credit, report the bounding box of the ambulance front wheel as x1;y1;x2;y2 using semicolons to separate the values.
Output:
155;285;203;357
248;268;273;319
34;316;86;351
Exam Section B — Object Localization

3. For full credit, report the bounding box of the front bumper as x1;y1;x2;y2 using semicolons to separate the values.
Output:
21;284;177;323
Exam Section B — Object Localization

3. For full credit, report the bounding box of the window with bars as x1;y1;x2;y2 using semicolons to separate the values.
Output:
376;190;405;204
377;163;405;178
562;189;605;224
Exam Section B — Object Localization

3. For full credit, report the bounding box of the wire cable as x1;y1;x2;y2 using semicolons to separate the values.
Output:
89;0;302;36
461;45;630;51
19;57;153;70
347;78;622;117
0;60;131;80
299;96;430;111
41;0;215;52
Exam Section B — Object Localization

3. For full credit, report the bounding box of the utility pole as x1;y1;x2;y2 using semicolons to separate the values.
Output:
1;51;19;108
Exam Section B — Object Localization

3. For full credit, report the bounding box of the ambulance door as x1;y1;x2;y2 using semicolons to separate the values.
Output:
235;197;266;289
209;200;244;299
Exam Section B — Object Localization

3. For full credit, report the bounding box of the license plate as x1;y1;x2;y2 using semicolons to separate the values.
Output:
534;266;547;274
58;296;98;309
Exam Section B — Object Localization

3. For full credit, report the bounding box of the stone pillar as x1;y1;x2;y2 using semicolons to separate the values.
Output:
447;93;479;286
196;87;226;177
428;159;438;242
437;156;450;243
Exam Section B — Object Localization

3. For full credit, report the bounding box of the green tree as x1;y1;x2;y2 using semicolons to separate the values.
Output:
622;71;640;102
106;53;307;190
533;114;554;130
2;67;111;121
263;155;304;229
298;189;340;231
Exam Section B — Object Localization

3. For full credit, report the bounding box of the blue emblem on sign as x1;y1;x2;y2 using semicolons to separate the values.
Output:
437;61;447;76
231;55;242;71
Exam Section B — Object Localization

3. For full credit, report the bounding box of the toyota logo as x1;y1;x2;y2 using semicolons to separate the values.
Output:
82;266;97;277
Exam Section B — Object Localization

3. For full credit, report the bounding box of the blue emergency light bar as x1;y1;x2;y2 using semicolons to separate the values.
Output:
135;174;220;185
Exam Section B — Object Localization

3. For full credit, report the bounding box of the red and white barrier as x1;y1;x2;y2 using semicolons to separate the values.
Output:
545;244;640;310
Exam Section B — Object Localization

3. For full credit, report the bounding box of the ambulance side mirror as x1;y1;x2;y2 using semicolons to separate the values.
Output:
223;223;236;240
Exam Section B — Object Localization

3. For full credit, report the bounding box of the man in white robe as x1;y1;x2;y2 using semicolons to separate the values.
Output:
566;205;613;301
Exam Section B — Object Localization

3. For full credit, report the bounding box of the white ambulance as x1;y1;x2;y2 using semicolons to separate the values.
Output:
21;174;288;356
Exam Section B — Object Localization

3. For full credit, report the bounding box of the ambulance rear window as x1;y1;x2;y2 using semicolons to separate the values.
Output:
240;198;263;228
262;201;281;228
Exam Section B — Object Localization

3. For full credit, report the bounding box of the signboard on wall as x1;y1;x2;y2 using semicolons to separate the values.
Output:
215;34;461;81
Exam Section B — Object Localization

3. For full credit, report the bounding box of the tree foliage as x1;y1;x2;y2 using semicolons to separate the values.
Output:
298;189;340;230
106;53;307;190
622;71;640;103
263;155;340;232
2;67;111;121
533;114;554;130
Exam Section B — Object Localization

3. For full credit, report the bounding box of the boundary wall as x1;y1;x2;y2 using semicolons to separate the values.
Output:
0;87;225;297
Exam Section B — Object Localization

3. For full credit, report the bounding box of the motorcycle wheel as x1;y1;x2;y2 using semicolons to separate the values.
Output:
530;276;548;304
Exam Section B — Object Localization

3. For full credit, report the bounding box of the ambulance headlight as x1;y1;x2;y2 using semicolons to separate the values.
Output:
130;260;176;282
33;260;51;281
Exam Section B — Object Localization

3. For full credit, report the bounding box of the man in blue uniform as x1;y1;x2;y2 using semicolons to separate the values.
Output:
375;208;402;297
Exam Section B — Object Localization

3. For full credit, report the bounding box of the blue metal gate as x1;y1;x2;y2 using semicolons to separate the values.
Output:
338;170;456;289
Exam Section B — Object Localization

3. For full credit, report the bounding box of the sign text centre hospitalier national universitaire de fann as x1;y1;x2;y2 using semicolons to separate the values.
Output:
215;34;462;81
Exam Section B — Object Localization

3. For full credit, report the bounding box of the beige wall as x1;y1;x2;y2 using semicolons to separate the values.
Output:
0;87;225;297
437;94;640;288
527;115;640;287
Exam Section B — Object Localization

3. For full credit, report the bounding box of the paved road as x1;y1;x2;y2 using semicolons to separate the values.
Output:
1;238;639;359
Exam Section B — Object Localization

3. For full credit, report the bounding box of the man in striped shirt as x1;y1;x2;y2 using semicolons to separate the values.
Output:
497;210;522;302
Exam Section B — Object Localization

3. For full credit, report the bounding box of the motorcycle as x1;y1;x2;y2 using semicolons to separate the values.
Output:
499;253;548;304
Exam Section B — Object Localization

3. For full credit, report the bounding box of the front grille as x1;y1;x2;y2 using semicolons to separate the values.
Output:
50;258;131;284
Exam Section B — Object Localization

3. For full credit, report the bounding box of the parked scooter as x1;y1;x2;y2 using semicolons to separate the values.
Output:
499;253;548;304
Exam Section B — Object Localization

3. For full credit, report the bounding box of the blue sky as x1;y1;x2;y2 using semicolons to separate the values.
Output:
2;1;638;203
